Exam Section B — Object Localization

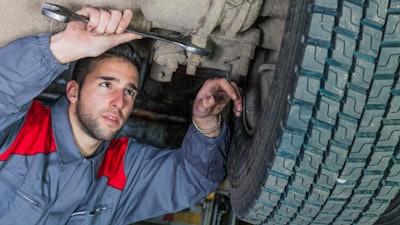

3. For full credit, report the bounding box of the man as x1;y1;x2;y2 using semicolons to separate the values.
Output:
0;4;242;225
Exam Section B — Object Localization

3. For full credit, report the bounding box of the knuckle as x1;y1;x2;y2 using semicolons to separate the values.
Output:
110;10;123;19
123;9;133;18
99;9;111;19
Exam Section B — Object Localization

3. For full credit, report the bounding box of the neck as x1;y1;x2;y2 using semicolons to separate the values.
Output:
74;133;102;158
68;108;102;158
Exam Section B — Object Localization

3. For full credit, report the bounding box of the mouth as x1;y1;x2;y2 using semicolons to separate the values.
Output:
102;114;121;125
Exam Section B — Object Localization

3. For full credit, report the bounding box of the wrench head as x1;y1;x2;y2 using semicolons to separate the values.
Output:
42;2;72;23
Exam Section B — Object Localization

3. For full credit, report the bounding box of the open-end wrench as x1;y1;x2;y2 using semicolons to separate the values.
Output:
41;2;209;56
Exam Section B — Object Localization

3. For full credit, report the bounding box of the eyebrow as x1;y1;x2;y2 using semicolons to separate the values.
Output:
97;76;138;90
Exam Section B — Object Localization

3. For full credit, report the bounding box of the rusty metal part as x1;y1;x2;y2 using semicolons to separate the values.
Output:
186;36;208;75
151;41;186;82
261;0;290;18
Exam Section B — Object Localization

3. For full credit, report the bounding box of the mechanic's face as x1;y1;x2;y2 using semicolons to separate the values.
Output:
70;57;139;141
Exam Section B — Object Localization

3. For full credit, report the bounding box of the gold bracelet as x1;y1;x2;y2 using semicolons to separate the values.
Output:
192;114;221;135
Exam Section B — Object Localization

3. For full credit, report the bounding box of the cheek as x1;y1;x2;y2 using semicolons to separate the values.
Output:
123;101;134;116
79;94;104;113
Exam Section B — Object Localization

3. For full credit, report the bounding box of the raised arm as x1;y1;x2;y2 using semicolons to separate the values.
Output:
0;5;141;131
119;78;243;223
49;6;141;64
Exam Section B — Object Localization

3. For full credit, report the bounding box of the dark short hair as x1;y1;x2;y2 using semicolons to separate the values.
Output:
71;43;142;86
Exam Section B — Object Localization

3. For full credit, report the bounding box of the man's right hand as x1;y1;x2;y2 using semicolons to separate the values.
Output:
49;5;142;64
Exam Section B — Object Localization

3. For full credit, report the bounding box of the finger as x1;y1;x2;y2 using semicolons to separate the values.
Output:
93;9;111;35
117;9;134;34
76;5;100;32
105;10;123;34
229;82;243;117
214;79;239;101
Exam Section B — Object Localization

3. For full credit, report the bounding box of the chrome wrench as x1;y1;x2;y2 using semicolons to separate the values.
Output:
41;2;209;56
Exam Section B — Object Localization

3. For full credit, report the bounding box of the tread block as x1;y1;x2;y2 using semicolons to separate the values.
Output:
320;198;346;214
330;180;357;199
317;167;340;189
348;133;375;158
375;47;400;74
331;33;357;67
365;147;393;171
309;13;335;41
357;170;384;191
285;185;307;205
337;208;361;221
315;0;338;8
365;199;391;214
251;201;274;218
316;90;342;125
351;57;375;89
270;213;291;225
324;64;349;97
313;211;337;223
338;158;366;179
385;158;400;182
279;129;305;155
271;153;297;176
259;188;282;205
340;1;363;33
383;14;400;42
342;83;367;118
307;184;330;204
290;168;315;192
300;200;322;217
358;105;385;133
365;0;388;26
277;202;298;217
292;213;313;225
240;210;268;224
301;45;328;73
299;145;324;174
347;190;374;208
386;91;400;119
286;102;313;131
306;119;333;151
375;184;400;200
325;141;348;172
293;73;321;104
367;75;394;104
376;121;400;147
333;113;358;146
356;214;380;224
358;25;383;58
264;171;289;193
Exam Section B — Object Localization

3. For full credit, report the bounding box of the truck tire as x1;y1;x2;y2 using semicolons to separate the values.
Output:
228;0;400;224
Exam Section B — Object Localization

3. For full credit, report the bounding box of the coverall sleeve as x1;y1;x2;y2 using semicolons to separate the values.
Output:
0;33;69;131
121;123;230;223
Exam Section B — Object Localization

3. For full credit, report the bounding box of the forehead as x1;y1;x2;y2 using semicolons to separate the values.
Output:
86;57;140;85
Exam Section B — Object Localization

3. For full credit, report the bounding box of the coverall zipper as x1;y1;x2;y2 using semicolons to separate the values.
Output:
16;190;42;209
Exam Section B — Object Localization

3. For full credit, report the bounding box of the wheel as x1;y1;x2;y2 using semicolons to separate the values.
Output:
228;0;400;224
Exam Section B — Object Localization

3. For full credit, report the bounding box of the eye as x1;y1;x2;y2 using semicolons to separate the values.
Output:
100;82;111;88
124;89;137;97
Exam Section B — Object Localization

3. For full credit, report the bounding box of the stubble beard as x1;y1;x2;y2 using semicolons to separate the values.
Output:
75;99;120;141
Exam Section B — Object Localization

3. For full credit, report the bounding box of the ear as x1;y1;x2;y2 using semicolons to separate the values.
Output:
66;80;79;103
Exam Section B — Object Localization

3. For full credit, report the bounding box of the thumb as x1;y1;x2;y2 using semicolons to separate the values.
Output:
110;32;142;47
196;96;215;116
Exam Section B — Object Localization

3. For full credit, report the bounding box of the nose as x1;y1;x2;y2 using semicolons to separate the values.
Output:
111;90;125;109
